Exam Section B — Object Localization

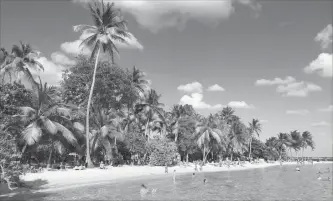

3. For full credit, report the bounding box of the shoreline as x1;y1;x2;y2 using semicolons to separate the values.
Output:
19;161;332;193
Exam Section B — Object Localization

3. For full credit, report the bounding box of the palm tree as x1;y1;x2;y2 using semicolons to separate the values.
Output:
74;1;133;167
248;118;262;159
290;130;302;160
301;131;315;160
228;119;249;161
219;106;236;124
0;42;43;87
277;132;291;160
194;115;229;163
135;89;165;142
9;79;79;168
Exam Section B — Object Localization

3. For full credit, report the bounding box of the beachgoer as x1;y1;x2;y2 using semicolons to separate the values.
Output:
165;165;168;174
203;178;207;185
296;167;300;172
140;184;149;198
192;172;195;180
100;161;105;169
173;169;176;183
194;163;198;172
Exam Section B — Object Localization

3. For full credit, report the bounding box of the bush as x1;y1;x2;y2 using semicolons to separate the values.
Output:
148;138;178;166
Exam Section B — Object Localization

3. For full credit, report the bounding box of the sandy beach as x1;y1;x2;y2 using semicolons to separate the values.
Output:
20;161;332;192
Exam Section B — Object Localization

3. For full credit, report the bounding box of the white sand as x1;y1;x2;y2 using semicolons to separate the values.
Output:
21;161;332;192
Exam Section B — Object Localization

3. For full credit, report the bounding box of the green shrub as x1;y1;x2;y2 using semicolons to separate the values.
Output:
148;138;178;166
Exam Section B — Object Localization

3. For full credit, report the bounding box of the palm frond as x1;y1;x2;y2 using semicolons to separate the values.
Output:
53;122;77;145
22;122;42;145
40;117;58;135
73;24;97;33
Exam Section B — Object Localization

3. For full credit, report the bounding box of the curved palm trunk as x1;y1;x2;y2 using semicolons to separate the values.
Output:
47;148;53;169
145;118;150;142
248;138;252;159
85;47;101;168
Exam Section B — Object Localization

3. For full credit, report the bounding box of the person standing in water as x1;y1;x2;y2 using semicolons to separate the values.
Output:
173;169;176;183
203;178;207;185
192;172;195;180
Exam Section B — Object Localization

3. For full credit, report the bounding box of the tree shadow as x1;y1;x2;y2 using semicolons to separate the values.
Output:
0;179;52;200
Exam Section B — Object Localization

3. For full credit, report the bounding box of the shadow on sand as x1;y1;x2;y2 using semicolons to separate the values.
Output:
0;179;52;200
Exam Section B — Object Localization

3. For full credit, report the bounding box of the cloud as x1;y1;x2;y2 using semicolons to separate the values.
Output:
51;52;76;66
179;93;222;109
311;121;330;127
255;76;296;86
304;53;332;78
276;81;322;97
177;81;203;93
74;0;261;33
318;105;333;112
207;84;225;92
227;101;254;109
286;109;309;115
315;24;332;49
255;76;322;97
259;119;268;124
32;57;65;86
60;31;143;57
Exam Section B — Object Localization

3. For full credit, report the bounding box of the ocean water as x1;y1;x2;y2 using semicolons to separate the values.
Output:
2;163;333;200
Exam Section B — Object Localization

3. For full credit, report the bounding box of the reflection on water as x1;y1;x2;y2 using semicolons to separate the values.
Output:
11;163;333;200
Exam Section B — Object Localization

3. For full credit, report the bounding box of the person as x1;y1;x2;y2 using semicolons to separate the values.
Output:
140;184;149;199
203;178;207;185
296;167;300;172
173;169;176;183
192;172;195;180
194;163;198;172
165;165;168;174
100;161;105;169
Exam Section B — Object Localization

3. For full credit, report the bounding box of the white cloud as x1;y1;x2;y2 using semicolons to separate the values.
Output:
227;101;254;109
255;76;322;97
177;81;203;93
311;121;330;127
276;81;322;97
318;105;333;112
51;52;76;66
60;31;143;57
207;84;225;92
74;0;261;33
255;76;296;86
33;57;64;86
179;93;222;109
315;24;332;49
304;53;332;78
259;119;268;124
286;109;309;115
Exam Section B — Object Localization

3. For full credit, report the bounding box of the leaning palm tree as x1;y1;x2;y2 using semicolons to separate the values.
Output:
0;42;43;87
290;130;302;160
228;119;249;161
8;79;80;168
248;118;262;159
74;1;133;167
301;131;315;160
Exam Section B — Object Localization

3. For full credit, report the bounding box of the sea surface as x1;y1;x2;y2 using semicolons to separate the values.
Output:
2;163;333;200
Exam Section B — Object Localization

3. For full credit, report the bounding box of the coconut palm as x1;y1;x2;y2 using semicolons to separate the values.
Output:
290;130;302;160
74;1;133;167
219;106;238;125
135;89;165;141
194;115;228;163
228;119;249;161
301;131;315;160
0;42;43;87
248;118;262;159
8;79;79;167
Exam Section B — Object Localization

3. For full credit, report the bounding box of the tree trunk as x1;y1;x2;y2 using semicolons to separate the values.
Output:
145;118;150;142
47;149;53;169
85;47;101;168
248;138;252;159
202;146;206;162
186;153;189;163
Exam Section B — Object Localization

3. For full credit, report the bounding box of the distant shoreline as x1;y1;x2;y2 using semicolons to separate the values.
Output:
18;161;332;193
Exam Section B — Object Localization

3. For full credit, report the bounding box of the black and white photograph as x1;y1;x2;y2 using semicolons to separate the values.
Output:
0;0;332;200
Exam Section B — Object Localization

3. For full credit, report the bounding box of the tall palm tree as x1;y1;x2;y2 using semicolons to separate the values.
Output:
248;118;262;159
74;1;133;167
277;132;291;160
219;106;235;124
9;79;79;167
194;115;229;163
0;42;43;87
290;130;302;160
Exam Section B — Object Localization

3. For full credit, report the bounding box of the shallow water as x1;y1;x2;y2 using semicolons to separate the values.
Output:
3;163;333;200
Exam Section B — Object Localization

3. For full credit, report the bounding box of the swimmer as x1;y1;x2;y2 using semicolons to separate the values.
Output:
140;184;149;198
296;167;300;171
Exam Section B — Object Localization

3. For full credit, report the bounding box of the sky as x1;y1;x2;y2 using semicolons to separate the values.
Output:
0;0;332;157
